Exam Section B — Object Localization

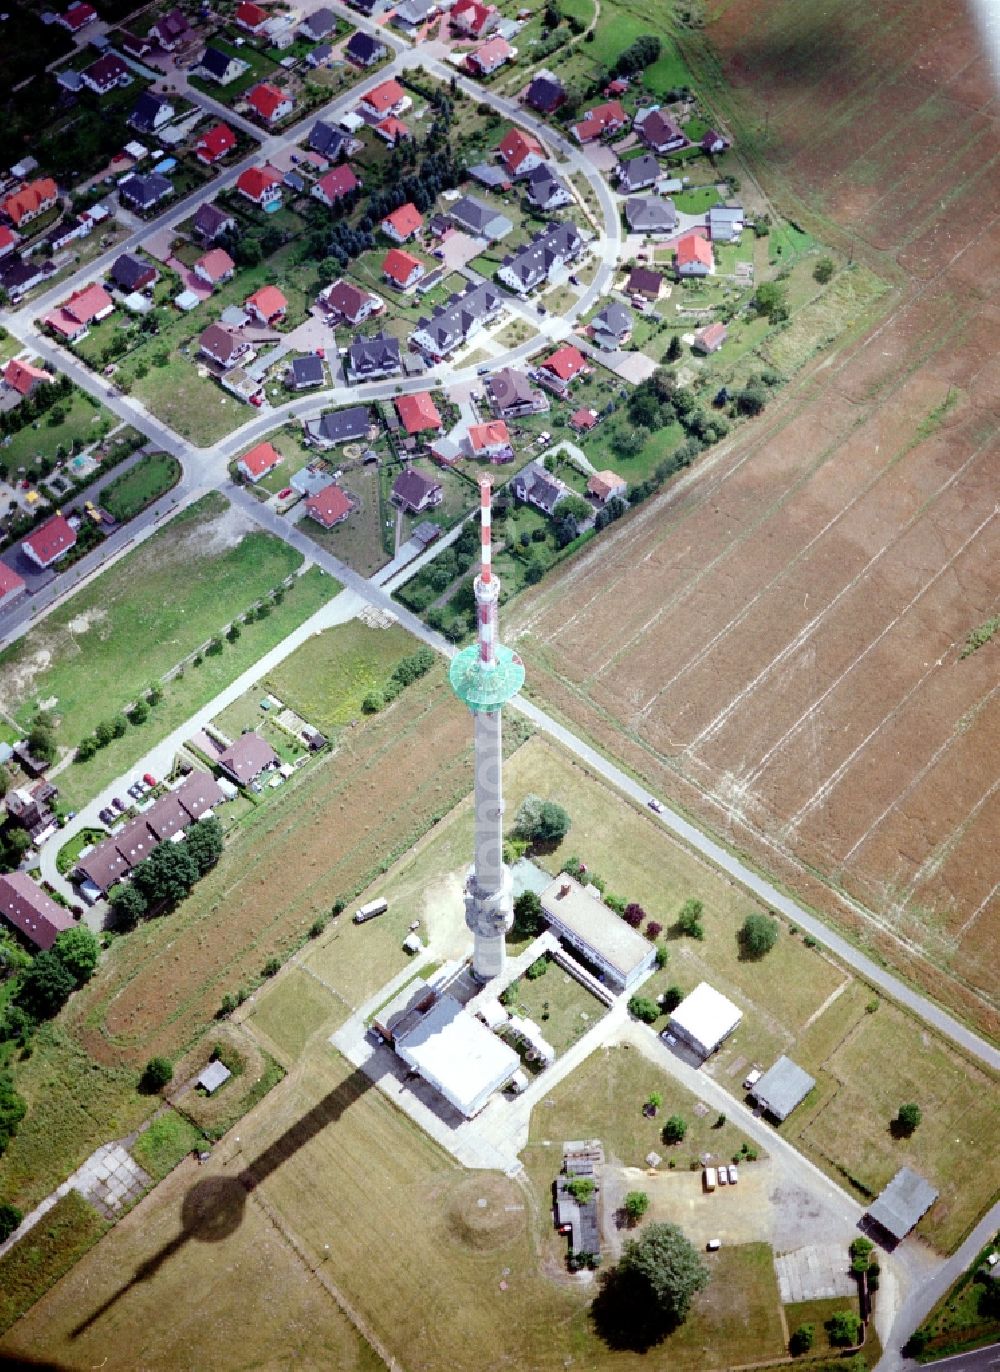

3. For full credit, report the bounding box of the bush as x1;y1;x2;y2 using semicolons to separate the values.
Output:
140;1056;173;1093
623;902;644;928
263;956;282;977
662;1115;687;1144
0;1200;22;1241
662;984;684;1012
813;256;834;283
525;955;548;980
514;794;571;844
789;1323;814;1355
309;916;327;938
739;912;778;958
0;1073;27;1158
675;898;704;939
826;1311;861;1347
628;995;659;1024
654;944;668;969
895;1102;922;1135
566;1176;595;1204
624;1190;650;1224
361;690;384;714
645;921;662;940
512;890;544;938
52;926;100;984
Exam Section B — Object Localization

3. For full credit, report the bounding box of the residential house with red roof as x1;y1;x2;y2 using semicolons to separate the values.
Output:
572;99;627;143
381;202;422;243
236;164;283;207
246;285;287;325
375;116;410;146
359;78;407;119
195;123;237;165
44;282;114;341
674;232;713;277
587;468;626;503
497;128;543;178
247;82;294;125
466;35;513;76
382;247;424;291
395;392;442;435
3;359;53;398
467;419;513;462
0;226;18;259
0;872;74;951
193;248;235;288
0;563;26;609
539;344;588;393
58;1;96;32
305;482;355;529
22;513;77;569
311;165;360;207
237;441;282;483
451;0;498;37
235;0;269;32
692;321;727;354
81;54;131;96
1;179;59;229
569;407;599;433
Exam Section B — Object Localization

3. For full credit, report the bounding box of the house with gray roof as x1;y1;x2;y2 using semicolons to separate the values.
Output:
525;164;573;212
867;1168;939;1242
347;332;401;381
391;468;442;514
448;195;513;242
512;459;571;516
410;281;501;361
624;196;677;235
301;5;337;39
286;354;325;389
468;163;512;192
194;202;236;243
497;221;582;295
617;153;660;195
391;0;437;29
708;203;745;242
487;366;547;419
308;118;351;161
749;1056;815;1121
591;301;632;350
305;405;371;447
118;172;172;213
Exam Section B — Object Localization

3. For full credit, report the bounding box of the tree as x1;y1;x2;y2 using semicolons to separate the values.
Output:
789;1323;814;1355
662;985;684;1012
129;698;149;725
95;719;115;748
512;889;544;938
0;1201;22;1242
140;1057;173;1093
753;281;788;322
661;1115;687;1144
26;715;56;765
623;902;644;928
676;897;704;939
0;1073;27;1156
131;841;198;910
813;256;834;283
52;926;99;984
108;882;146;928
628;995;659;1024
0;929;31;976
514;794;571;844
184;817;223;877
739;912;778;958
361;690;384;713
624;1191;650;1224
17;950;76;1019
666;334;682;362
826;1311;862;1347
617;1222;709;1323
567;1176;595;1204
555;493;591;525
895;1102;922;1136
735;384;767;416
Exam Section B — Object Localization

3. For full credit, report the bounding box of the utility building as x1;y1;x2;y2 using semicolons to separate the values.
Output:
540;873;656;992
394;995;519;1117
750;1056;815;1121
866;1168;938;1243
667;982;742;1059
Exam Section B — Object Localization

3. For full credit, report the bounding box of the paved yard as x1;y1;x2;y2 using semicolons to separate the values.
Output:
775;1243;857;1303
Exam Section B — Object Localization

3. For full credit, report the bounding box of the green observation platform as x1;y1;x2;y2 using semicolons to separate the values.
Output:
449;643;525;713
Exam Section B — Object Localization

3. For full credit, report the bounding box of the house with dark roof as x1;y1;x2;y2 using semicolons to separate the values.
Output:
525;164;572;212
0;872;74;951
118;172;172;213
447;195;513;243
286;354;325;390
319;278;380;324
392;468;443;514
300;4;337;38
637;109;686;154
120;29;154;59
625;264;664;301
345;30;387;64
487;366;547;419
524;72;565;115
144;791;190;843
151;7;192;49
196;46;249;86
0;256;49;302
591;301;632;349
217;732;279;786
76;836;130;895
59;2;97;33
624;196;677;235
109;252;157;293
174;771;225;820
617;153;660;195
410;281;501;361
512;459;570;515
497;221;582;295
22;513;77;569
308;120;351;161
702;128;729;155
194;202;236;243
82;54;131;95
198;323;252;370
5;779;58;840
305;405;371;447
347;332;401;380
129;92;175;134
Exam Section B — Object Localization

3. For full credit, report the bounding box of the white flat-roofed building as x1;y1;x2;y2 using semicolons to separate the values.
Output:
540;872;656;992
395;994;520;1118
667;982;742;1058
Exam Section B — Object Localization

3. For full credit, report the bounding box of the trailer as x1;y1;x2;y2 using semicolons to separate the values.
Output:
353;897;389;924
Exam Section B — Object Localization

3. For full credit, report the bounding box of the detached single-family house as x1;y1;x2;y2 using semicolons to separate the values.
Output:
702;128;729;155
305;481;356;530
301;5;337;39
195;122;237;165
151;7;191;49
382;201;422;243
375;116;410;146
347;332;401;380
237;440;282;483
617;153;660;195
109;251;158;293
247;82;294;126
675;231;713;277
469;163;511;193
390;0;437;31
410;280;501;360
286;354;325;390
1;178;59;229
587;468;627;504
305;405;370;447
193;247;235;288
637;109;685;154
512;459;570;515
447;195;513;242
487;366;546;419
118;172;172;213
382;247;425;292
0;226;18;259
119;29;154;59
496;221;582;295
391;468;442;514
309;119;351;161
524;72;564;115
320;278;380;324
466;35;513;76
194;202;236;242
708;203;744;242
359;78;407;120
198;323;252;369
525;164;572;212
312;165;360;207
396;391;442;435
539;343;588;392
692;321;727;354
217;732;279;786
451;0;499;38
591;301;632;349
624;196;677;235
0;872;74;951
569;406;598;433
82;54;131;96
572;100;626;144
58;1;96;32
236;164;283;207
22;513;77;569
498;129;543;179
0;563;26;611
2;255;50;301
626;264;664;301
345;31;387;65
245;285;287;325
3;358;53;398
235;0;269;34
467;419;513;462
44;281;114;340
129;92;175;134
196;46;249;86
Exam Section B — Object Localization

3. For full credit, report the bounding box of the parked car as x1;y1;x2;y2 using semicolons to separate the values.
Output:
706;1239;721;1251
717;1167;727;1185
728;1165;739;1185
99;807;115;825
743;1068;762;1090
143;773;157;788
112;796;126;812
278;487;293;499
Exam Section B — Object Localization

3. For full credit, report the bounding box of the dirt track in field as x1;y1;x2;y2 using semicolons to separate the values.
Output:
512;0;1000;1035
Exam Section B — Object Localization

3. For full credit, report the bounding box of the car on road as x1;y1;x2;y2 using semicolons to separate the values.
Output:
278;487;293;499
648;798;663;813
112;796;126;812
569;273;579;285
99;807;115;825
143;772;157;788
476;365;490;375
728;1165;739;1185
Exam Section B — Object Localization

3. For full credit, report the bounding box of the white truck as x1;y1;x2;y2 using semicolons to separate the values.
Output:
353;897;389;924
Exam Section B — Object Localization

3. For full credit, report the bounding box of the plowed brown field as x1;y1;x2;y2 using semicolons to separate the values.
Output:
513;0;999;1036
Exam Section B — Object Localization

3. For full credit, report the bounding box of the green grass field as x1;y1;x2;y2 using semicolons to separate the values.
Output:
0;390;114;481
0;1191;108;1338
912;1230;1000;1361
504;958;606;1054
101;452;181;522
130;1110;206;1182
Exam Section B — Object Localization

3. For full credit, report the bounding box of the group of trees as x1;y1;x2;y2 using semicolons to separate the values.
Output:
618;368;730;470
0;373;73;440
360;646;436;715
108;818;223;928
514;794;571;846
611;34;662;78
